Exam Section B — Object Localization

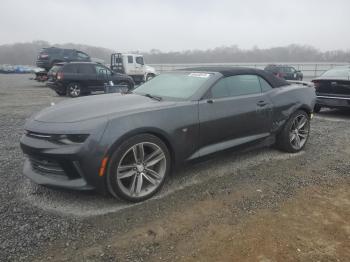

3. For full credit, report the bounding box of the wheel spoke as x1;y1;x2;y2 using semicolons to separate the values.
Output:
129;175;137;194
132;144;145;163
295;134;301;148
298;129;308;134
298;133;307;139
132;145;138;162
118;170;136;179
139;144;145;162
290;133;296;142
143;173;157;185
118;165;134;172
298;117;307;130
146;152;165;167
136;175;143;195
144;149;161;162
145;168;161;180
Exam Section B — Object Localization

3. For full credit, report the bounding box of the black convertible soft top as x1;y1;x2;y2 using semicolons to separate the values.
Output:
181;67;290;88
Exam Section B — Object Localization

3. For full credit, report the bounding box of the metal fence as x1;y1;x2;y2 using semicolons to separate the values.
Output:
149;62;350;79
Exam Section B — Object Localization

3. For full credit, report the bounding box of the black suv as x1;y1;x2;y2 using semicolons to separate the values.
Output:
47;62;134;97
264;64;303;81
36;47;91;71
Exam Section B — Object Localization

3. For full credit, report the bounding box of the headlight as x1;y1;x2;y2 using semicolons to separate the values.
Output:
54;134;89;145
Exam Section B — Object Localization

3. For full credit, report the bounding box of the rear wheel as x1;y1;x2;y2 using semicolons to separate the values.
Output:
106;134;170;202
67;82;81;98
276;110;310;153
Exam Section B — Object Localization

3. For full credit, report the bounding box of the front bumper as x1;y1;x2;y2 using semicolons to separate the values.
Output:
23;158;93;190
20;129;108;193
316;95;350;108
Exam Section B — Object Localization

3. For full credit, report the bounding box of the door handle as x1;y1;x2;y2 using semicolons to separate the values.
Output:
206;99;214;104
257;101;268;107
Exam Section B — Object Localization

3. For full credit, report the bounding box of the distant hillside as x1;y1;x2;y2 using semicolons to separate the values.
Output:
0;41;350;65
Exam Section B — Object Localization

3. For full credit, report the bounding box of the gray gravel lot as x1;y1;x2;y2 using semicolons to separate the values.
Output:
0;74;349;261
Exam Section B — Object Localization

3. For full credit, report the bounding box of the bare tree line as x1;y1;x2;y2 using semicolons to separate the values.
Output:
0;41;349;65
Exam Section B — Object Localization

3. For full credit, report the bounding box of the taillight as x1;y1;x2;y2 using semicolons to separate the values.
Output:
57;72;63;80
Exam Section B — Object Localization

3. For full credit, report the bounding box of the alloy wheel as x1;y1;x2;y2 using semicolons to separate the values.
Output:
289;114;309;150
69;84;81;97
116;142;166;198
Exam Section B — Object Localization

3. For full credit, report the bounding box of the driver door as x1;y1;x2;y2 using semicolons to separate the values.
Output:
198;74;273;156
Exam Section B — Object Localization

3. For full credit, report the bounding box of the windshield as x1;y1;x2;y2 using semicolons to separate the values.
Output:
133;72;213;99
321;68;350;79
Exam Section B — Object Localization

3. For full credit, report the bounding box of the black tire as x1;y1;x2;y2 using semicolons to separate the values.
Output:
117;81;133;93
66;82;82;98
106;134;171;202
276;110;310;153
314;104;322;113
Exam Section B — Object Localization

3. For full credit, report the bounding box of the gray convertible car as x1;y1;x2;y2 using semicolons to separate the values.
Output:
20;67;316;202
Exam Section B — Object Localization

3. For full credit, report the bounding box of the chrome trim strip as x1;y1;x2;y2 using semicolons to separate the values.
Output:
317;96;350;100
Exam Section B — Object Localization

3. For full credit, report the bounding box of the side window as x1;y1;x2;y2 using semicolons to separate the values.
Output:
211;79;230;98
136;56;144;65
128;56;133;63
227;75;261;96
78;64;95;74
210;75;261;98
259;77;273;92
95;65;112;76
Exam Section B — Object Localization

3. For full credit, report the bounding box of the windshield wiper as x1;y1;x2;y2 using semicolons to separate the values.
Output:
143;93;162;101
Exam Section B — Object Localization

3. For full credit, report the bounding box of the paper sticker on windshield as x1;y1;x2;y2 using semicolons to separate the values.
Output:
188;73;211;78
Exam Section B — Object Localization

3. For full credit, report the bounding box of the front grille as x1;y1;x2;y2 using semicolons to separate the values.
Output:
28;155;66;177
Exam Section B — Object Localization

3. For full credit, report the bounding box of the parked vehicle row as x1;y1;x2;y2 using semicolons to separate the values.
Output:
34;47;158;87
20;67;316;202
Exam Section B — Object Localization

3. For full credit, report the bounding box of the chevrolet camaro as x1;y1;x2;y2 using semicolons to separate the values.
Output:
20;67;316;202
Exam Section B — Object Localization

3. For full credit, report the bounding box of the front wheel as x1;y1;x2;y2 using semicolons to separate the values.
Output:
276;110;310;153
106;134;170;202
117;81;133;93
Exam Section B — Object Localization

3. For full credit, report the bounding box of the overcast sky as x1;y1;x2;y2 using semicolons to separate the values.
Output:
1;0;349;52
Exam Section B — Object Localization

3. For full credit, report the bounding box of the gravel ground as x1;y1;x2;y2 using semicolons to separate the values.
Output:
0;74;349;261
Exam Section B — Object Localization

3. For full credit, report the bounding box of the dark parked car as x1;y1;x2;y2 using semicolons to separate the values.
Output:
312;66;350;112
36;47;91;71
264;64;303;80
47;62;134;97
20;67;315;202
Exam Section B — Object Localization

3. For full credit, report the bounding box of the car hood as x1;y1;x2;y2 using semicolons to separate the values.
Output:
33;93;176;123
